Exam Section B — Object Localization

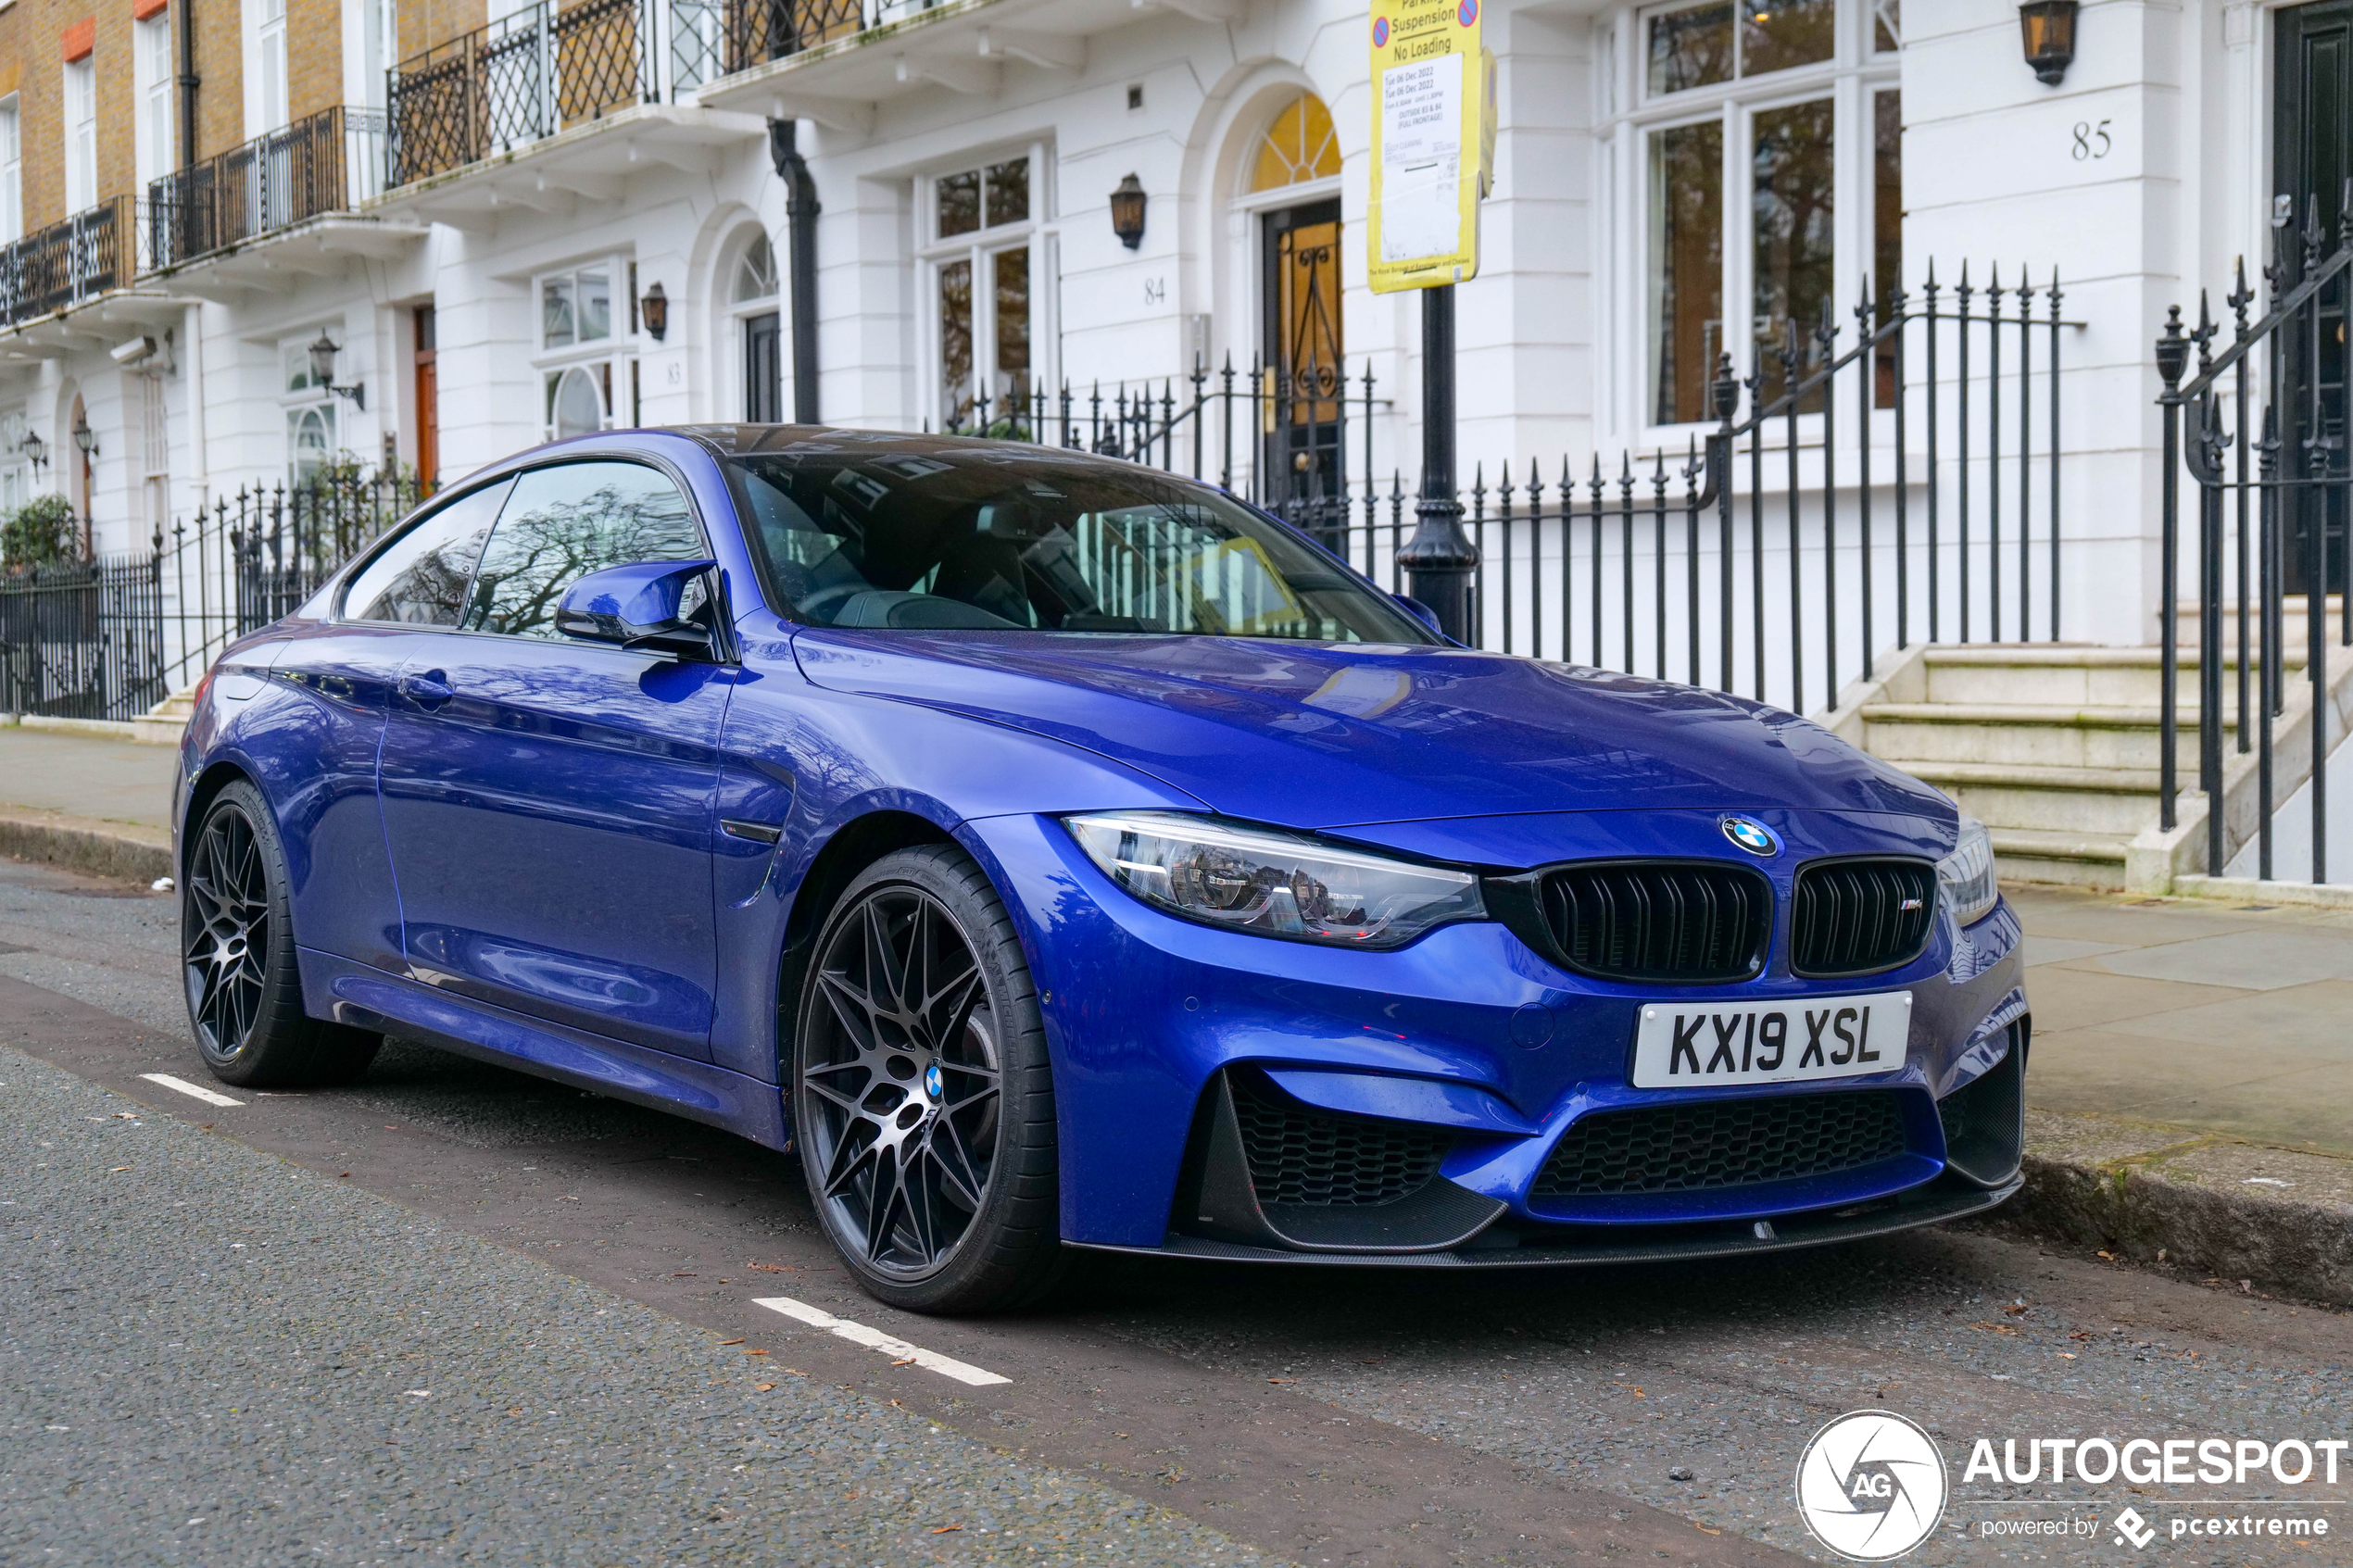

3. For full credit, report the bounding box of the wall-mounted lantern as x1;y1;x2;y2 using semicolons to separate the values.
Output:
641;281;669;341
20;427;47;474
71;410;96;459
308;331;367;409
1110;174;1148;250
2019;0;2080;86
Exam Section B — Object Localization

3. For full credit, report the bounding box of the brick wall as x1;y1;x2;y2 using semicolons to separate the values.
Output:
288;0;337;121
398;0;485;69
189;0;244;161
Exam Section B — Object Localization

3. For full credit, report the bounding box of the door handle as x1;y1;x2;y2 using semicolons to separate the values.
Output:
398;670;453;709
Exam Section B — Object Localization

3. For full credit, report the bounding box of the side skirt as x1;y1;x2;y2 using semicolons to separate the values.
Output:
296;947;791;1152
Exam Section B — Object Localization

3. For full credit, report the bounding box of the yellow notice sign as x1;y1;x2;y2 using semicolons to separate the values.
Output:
1367;0;1488;293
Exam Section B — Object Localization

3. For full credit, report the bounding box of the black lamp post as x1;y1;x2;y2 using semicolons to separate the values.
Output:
1396;284;1479;642
307;331;367;409
2019;0;2079;85
1109;174;1147;250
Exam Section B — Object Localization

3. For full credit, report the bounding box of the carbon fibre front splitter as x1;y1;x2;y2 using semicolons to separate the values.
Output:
1068;1173;2022;1269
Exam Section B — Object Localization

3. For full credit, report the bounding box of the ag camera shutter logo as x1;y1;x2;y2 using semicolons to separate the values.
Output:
1794;1410;1948;1561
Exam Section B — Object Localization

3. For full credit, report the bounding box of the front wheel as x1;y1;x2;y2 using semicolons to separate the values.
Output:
792;845;1063;1313
183;780;381;1087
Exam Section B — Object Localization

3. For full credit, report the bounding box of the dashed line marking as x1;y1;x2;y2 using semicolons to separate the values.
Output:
139;1073;245;1108
752;1296;1010;1387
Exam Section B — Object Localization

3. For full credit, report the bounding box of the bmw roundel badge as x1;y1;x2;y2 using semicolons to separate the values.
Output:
925;1062;944;1100
1721;817;1779;856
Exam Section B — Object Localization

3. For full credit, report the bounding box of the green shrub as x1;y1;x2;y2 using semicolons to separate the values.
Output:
0;494;79;570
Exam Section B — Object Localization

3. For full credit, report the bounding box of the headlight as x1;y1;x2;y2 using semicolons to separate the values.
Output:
1063;811;1486;948
1936;815;1998;927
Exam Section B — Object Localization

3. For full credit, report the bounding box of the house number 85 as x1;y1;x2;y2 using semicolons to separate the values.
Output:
2071;119;2113;160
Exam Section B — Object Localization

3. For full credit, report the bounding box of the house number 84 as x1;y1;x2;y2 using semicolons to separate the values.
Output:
2071;119;2112;160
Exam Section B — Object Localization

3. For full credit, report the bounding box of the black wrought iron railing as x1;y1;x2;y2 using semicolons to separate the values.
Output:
388;0;654;186
955;263;2076;721
2156;195;2353;885
145;107;386;271
0;556;167;722
0;196;133;331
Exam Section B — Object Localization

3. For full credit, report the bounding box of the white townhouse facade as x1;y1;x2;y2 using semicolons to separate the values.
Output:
0;0;2344;663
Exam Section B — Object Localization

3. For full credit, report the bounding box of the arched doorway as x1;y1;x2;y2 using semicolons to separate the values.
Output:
1247;94;1343;532
731;231;782;422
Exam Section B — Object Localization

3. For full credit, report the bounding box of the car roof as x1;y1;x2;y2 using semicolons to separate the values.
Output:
669;424;1176;476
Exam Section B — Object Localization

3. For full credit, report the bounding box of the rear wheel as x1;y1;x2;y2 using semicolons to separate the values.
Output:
792;845;1062;1313
183;780;381;1087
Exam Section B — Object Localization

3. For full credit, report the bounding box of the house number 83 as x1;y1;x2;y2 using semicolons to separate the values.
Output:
2071;119;2113;160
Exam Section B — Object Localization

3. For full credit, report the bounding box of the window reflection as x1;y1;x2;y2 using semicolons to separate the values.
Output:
1649;119;1724;424
1752;97;1834;410
1742;0;1834;76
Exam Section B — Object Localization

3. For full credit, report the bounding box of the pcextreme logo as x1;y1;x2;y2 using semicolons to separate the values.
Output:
1794;1410;1948;1562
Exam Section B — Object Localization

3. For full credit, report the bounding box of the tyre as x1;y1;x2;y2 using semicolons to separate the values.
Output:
183;779;382;1087
792;844;1063;1313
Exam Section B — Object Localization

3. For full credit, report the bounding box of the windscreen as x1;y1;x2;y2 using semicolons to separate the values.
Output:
724;441;1432;644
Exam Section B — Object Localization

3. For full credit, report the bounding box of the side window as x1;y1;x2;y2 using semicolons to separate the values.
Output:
462;460;705;640
341;478;513;625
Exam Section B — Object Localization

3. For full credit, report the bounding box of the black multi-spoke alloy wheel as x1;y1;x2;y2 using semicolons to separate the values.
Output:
794;846;1062;1313
183;780;381;1087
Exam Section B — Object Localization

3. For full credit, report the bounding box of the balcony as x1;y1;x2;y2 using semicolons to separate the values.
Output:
694;0;1233;130
141;107;422;295
380;0;766;220
0;198;136;332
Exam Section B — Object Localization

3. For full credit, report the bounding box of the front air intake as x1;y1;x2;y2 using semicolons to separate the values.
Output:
1529;861;1772;983
1791;858;1937;977
1531;1090;1909;1199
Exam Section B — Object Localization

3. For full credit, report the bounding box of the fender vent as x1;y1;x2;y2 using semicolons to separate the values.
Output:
1228;1072;1448;1207
1531;1091;1907;1198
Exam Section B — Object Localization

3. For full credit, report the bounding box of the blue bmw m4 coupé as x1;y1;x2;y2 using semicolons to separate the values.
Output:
176;428;2028;1312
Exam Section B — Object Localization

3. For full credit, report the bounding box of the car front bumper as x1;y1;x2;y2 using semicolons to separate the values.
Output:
959;808;2028;1256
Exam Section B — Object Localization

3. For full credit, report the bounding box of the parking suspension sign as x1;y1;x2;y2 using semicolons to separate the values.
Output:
1368;0;1493;293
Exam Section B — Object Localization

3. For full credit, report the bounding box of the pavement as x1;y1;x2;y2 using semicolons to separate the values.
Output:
6;723;2353;1564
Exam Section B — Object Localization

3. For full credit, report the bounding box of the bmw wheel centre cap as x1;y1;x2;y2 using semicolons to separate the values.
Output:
1722;817;1780;856
925;1062;943;1100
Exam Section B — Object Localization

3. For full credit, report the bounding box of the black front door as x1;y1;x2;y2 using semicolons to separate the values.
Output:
1261;199;1344;539
2276;1;2351;595
744;311;782;423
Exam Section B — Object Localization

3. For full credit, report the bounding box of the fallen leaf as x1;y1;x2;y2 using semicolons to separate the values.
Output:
718;1339;746;1347
2059;1353;2077;1360
746;1349;769;1356
108;1167;131;1173
746;1262;795;1273
1267;1378;1294;1385
1695;1524;1722;1536
2069;1331;2092;1340
930;1525;962;1535
2097;1250;2117;1261
1971;1322;2020;1336
337;1172;350;1178
673;1273;697;1278
891;1358;916;1366
753;1383;775;1392
783;1368;809;1377
2002;1302;2029;1316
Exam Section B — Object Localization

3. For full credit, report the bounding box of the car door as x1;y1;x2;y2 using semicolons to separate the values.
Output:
255;477;512;974
374;458;733;1060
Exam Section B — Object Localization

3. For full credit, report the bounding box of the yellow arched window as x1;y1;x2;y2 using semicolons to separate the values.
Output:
1250;94;1340;193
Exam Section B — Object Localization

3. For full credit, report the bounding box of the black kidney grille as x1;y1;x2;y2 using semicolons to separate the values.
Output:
1536;862;1771;982
1228;1073;1449;1207
1530;1091;1908;1198
1792;859;1937;976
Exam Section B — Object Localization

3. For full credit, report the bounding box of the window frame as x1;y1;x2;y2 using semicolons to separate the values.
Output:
134;12;174;189
533;252;637;440
916;143;1053;435
62;56;98;216
1615;0;1896;445
333;473;512;621
0;94;20;245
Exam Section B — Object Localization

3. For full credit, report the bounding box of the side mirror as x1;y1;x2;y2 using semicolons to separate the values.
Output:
1392;593;1444;638
556;558;722;659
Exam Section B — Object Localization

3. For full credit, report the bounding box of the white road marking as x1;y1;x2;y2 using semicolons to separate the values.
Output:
138;1073;245;1108
753;1296;1010;1387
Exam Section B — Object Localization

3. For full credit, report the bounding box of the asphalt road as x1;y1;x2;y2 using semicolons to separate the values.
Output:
4;854;2350;1567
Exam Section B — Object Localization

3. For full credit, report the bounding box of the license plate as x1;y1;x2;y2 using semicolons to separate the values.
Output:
1629;993;1912;1089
